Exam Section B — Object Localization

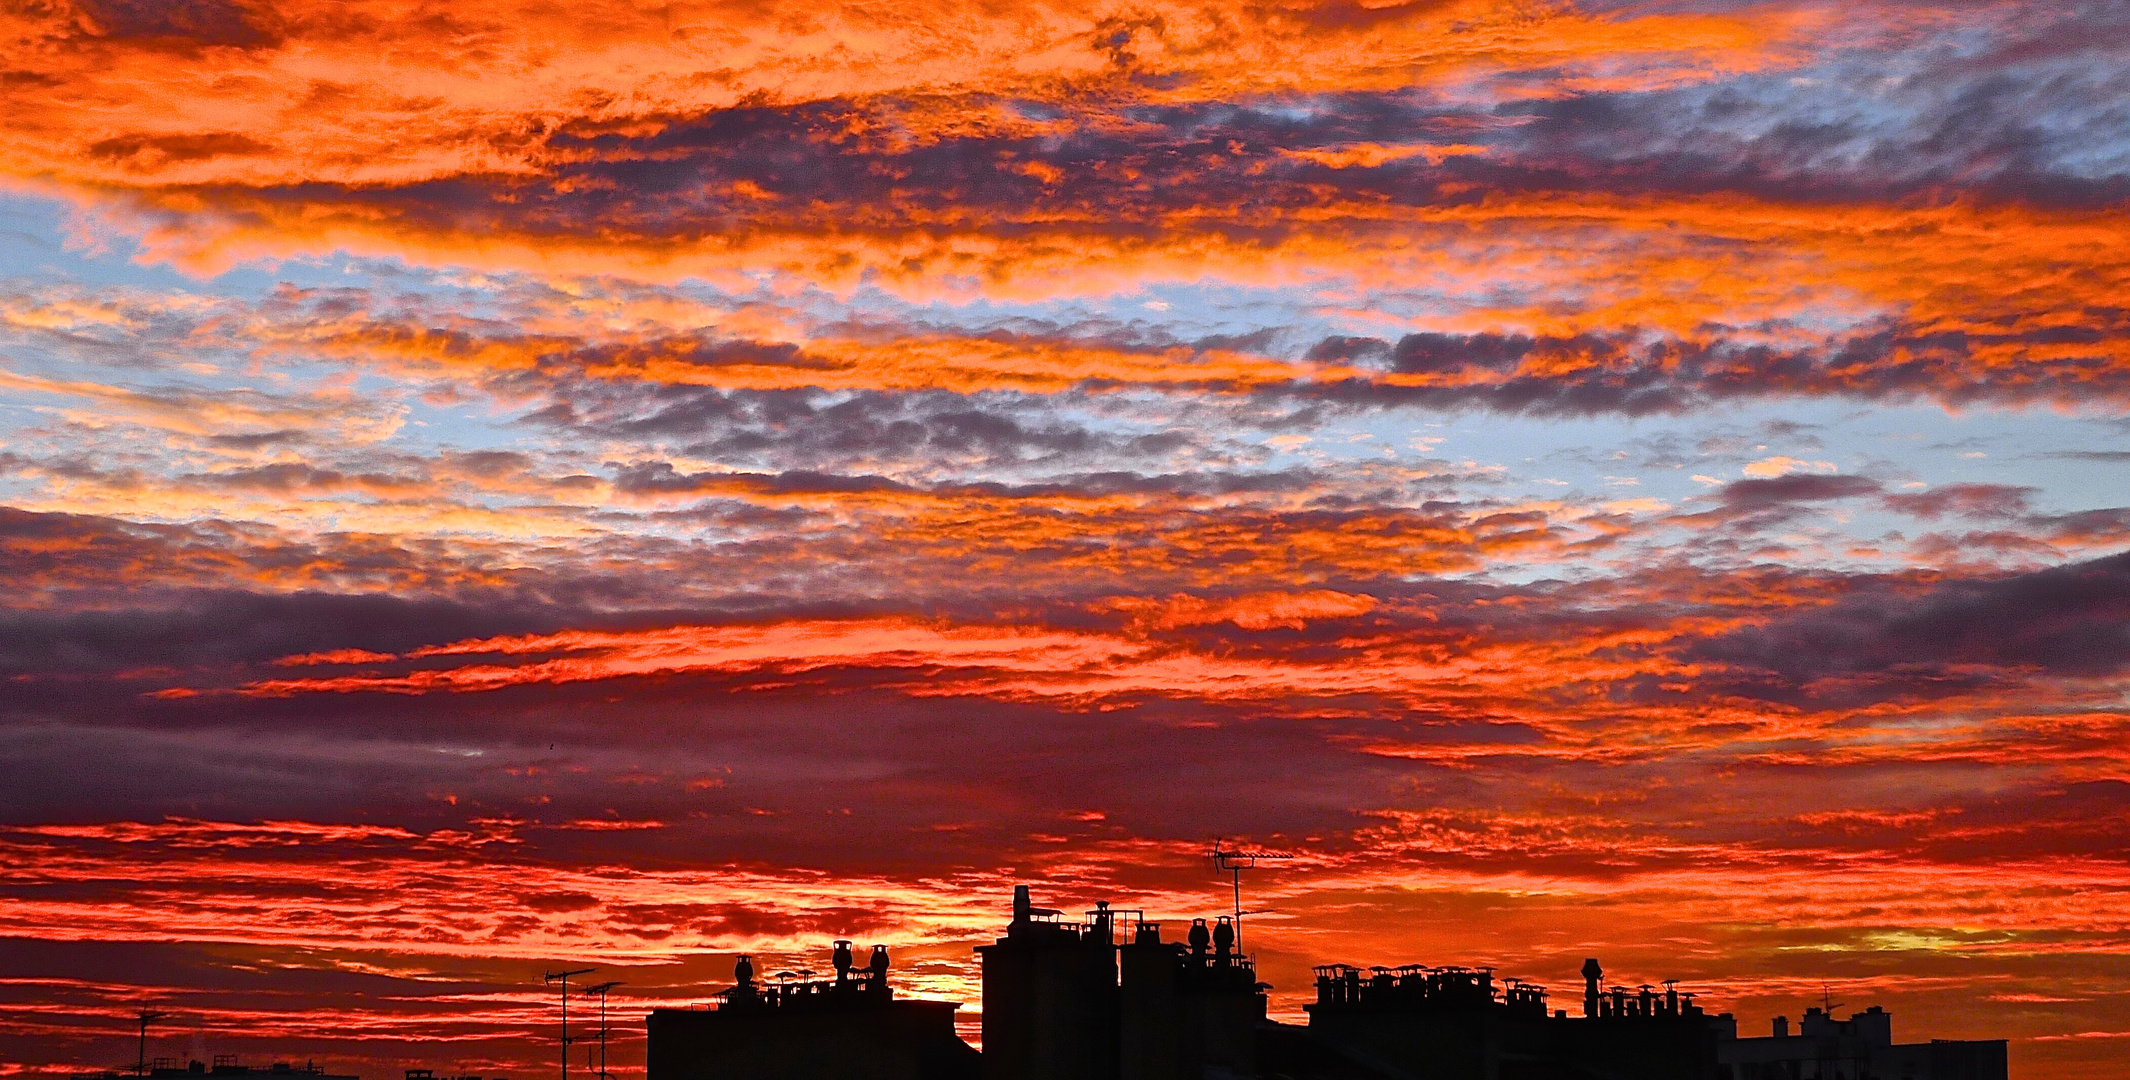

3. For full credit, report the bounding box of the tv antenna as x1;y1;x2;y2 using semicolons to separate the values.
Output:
133;1009;167;1077
1211;840;1294;952
583;981;622;1080
543;968;595;1080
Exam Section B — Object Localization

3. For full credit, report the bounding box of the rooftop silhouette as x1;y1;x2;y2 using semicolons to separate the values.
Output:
648;938;979;1080
75;1057;359;1080
646;885;2009;1080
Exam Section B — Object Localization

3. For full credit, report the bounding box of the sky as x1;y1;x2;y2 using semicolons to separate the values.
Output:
0;0;2127;1077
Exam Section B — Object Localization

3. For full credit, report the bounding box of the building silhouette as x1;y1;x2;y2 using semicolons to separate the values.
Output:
644;886;2009;1080
78;1055;511;1080
1716;1006;2008;1079
647;940;980;1080
77;1058;359;1080
979;888;1265;1080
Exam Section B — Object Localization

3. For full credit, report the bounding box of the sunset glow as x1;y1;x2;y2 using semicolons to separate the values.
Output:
2;1;2127;1078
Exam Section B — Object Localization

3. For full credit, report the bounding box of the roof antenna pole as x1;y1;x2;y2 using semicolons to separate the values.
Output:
135;1010;167;1078
584;982;622;1080
1210;840;1294;953
544;968;595;1080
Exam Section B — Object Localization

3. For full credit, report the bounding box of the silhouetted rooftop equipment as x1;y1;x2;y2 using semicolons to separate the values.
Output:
89;1057;358;1080
1720;1002;2006;1079
636;884;2009;1080
713;942;897;1012
542;967;596;1080
133;1010;166;1079
1209;841;1293;953
647;942;975;1080
581;981;622;1080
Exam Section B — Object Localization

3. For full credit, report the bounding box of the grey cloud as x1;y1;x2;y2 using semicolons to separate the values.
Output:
1689;550;2130;695
545;386;1213;477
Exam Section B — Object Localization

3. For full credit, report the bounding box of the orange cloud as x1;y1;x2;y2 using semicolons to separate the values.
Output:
1117;590;1381;630
0;0;1815;191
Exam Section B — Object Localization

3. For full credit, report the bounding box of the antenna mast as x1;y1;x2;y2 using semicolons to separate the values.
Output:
1210;840;1294;952
134;1010;167;1078
543;968;595;1080
583;981;622;1080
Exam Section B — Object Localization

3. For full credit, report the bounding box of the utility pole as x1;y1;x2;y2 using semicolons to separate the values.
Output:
543;968;594;1080
134;1010;167;1077
583;982;621;1080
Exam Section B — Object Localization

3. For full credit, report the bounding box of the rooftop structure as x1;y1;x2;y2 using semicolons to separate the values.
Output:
975;889;1127;1080
1117;914;1264;1080
1717;1005;2007;1080
643;885;2009;1080
646;941;979;1080
1304;956;1716;1080
78;1059;358;1080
